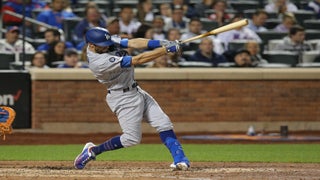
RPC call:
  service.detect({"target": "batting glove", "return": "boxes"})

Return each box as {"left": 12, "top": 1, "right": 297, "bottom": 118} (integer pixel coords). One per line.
{"left": 111, "top": 35, "right": 121, "bottom": 44}
{"left": 165, "top": 42, "right": 181, "bottom": 53}
{"left": 161, "top": 40, "right": 180, "bottom": 48}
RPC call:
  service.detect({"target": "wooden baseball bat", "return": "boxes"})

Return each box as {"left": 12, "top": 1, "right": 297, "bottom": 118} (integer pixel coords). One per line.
{"left": 181, "top": 19, "right": 249, "bottom": 44}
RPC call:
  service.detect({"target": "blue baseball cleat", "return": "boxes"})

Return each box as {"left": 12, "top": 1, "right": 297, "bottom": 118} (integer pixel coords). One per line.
{"left": 170, "top": 158, "right": 190, "bottom": 171}
{"left": 74, "top": 142, "right": 96, "bottom": 169}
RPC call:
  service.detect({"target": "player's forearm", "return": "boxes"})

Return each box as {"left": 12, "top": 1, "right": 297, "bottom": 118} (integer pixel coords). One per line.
{"left": 127, "top": 38, "right": 149, "bottom": 49}
{"left": 131, "top": 47, "right": 167, "bottom": 65}
{"left": 124, "top": 39, "right": 162, "bottom": 50}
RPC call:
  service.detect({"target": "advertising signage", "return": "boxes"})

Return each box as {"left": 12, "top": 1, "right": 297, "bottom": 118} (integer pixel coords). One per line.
{"left": 0, "top": 71, "right": 31, "bottom": 128}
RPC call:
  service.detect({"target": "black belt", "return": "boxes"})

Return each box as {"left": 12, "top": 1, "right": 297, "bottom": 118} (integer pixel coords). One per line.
{"left": 108, "top": 82, "right": 138, "bottom": 94}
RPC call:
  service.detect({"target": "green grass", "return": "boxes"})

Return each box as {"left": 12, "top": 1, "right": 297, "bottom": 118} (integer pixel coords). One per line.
{"left": 0, "top": 144, "right": 319, "bottom": 163}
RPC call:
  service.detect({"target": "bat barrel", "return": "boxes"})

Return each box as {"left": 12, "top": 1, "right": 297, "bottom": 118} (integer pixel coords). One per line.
{"left": 181, "top": 19, "right": 249, "bottom": 44}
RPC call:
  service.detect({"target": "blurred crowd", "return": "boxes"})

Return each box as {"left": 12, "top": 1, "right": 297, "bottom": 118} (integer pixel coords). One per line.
{"left": 1, "top": 0, "right": 320, "bottom": 69}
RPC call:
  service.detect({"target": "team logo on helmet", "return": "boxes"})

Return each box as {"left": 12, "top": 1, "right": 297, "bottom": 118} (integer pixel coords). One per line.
{"left": 109, "top": 57, "right": 116, "bottom": 62}
{"left": 105, "top": 33, "right": 111, "bottom": 40}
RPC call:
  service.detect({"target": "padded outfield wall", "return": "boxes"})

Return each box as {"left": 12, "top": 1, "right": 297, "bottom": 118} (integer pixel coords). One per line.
{"left": 29, "top": 68, "right": 320, "bottom": 134}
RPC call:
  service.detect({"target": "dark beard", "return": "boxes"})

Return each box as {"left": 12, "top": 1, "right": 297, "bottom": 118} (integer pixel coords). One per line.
{"left": 95, "top": 48, "right": 105, "bottom": 54}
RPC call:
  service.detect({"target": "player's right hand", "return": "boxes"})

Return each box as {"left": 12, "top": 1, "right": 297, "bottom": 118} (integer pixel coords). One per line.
{"left": 161, "top": 40, "right": 181, "bottom": 48}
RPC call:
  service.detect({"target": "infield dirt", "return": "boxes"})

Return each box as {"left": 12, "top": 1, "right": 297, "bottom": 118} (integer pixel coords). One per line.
{"left": 1, "top": 132, "right": 320, "bottom": 179}
{"left": 1, "top": 161, "right": 320, "bottom": 179}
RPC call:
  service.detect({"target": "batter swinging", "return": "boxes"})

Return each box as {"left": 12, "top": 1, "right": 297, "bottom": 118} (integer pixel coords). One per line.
{"left": 74, "top": 27, "right": 190, "bottom": 170}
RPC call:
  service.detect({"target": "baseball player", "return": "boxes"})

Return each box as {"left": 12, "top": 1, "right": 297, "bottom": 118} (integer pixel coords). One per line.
{"left": 74, "top": 27, "right": 190, "bottom": 170}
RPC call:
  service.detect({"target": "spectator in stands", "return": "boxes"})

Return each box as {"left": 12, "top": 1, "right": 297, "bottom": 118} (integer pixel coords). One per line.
{"left": 167, "top": 28, "right": 181, "bottom": 41}
{"left": 134, "top": 24, "right": 154, "bottom": 39}
{"left": 159, "top": 3, "right": 172, "bottom": 26}
{"left": 224, "top": 49, "right": 254, "bottom": 67}
{"left": 180, "top": 17, "right": 224, "bottom": 54}
{"left": 305, "top": 0, "right": 320, "bottom": 19}
{"left": 189, "top": 37, "right": 227, "bottom": 67}
{"left": 107, "top": 17, "right": 132, "bottom": 42}
{"left": 137, "top": 0, "right": 154, "bottom": 23}
{"left": 152, "top": 16, "right": 167, "bottom": 40}
{"left": 130, "top": 24, "right": 155, "bottom": 56}
{"left": 30, "top": 51, "right": 50, "bottom": 69}
{"left": 46, "top": 41, "right": 66, "bottom": 67}
{"left": 64, "top": 0, "right": 81, "bottom": 13}
{"left": 106, "top": 17, "right": 121, "bottom": 36}
{"left": 181, "top": 18, "right": 206, "bottom": 45}
{"left": 264, "top": 0, "right": 298, "bottom": 16}
{"left": 166, "top": 28, "right": 186, "bottom": 65}
{"left": 83, "top": 1, "right": 108, "bottom": 21}
{"left": 208, "top": 0, "right": 232, "bottom": 26}
{"left": 233, "top": 49, "right": 254, "bottom": 67}
{"left": 247, "top": 9, "right": 269, "bottom": 32}
{"left": 217, "top": 15, "right": 262, "bottom": 50}
{"left": 273, "top": 12, "right": 297, "bottom": 32}
{"left": 0, "top": 26, "right": 35, "bottom": 54}
{"left": 73, "top": 3, "right": 106, "bottom": 45}
{"left": 171, "top": 0, "right": 197, "bottom": 18}
{"left": 2, "top": 0, "right": 46, "bottom": 37}
{"left": 37, "top": 28, "right": 74, "bottom": 51}
{"left": 164, "top": 5, "right": 189, "bottom": 33}
{"left": 119, "top": 6, "right": 142, "bottom": 38}
{"left": 57, "top": 48, "right": 88, "bottom": 68}
{"left": 194, "top": 0, "right": 214, "bottom": 17}
{"left": 274, "top": 25, "right": 314, "bottom": 52}
{"left": 244, "top": 40, "right": 268, "bottom": 66}
{"left": 36, "top": 0, "right": 77, "bottom": 32}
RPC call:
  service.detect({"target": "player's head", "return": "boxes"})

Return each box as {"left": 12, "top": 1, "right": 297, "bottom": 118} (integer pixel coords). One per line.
{"left": 85, "top": 27, "right": 114, "bottom": 47}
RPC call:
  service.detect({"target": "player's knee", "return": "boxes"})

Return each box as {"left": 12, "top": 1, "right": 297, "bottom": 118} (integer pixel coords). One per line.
{"left": 155, "top": 121, "right": 173, "bottom": 133}
{"left": 120, "top": 133, "right": 142, "bottom": 147}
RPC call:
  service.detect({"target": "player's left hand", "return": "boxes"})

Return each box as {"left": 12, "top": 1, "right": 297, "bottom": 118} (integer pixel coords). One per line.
{"left": 111, "top": 35, "right": 121, "bottom": 44}
{"left": 165, "top": 41, "right": 181, "bottom": 54}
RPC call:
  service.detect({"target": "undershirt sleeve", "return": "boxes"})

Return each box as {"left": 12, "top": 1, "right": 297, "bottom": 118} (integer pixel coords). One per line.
{"left": 121, "top": 56, "right": 132, "bottom": 68}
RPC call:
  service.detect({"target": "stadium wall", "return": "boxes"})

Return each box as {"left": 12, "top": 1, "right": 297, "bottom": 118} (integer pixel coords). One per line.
{"left": 29, "top": 68, "right": 320, "bottom": 134}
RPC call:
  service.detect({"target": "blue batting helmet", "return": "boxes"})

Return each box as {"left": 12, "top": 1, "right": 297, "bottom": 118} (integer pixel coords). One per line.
{"left": 85, "top": 27, "right": 114, "bottom": 46}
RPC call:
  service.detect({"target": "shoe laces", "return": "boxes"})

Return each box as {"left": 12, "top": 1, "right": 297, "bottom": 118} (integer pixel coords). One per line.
{"left": 80, "top": 148, "right": 95, "bottom": 165}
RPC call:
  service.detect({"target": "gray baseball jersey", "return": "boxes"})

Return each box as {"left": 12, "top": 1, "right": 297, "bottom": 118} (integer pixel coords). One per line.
{"left": 87, "top": 46, "right": 173, "bottom": 147}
